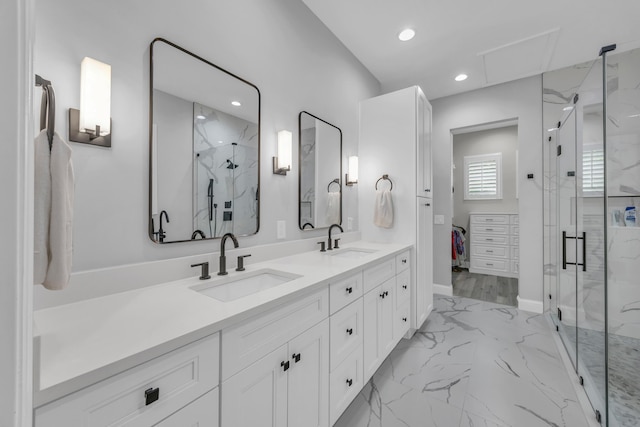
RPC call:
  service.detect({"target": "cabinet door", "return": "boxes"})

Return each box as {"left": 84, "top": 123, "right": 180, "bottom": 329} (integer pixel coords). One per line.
{"left": 363, "top": 287, "right": 381, "bottom": 381}
{"left": 221, "top": 345, "right": 288, "bottom": 427}
{"left": 288, "top": 319, "right": 329, "bottom": 427}
{"left": 155, "top": 388, "right": 218, "bottom": 427}
{"left": 416, "top": 90, "right": 433, "bottom": 197}
{"left": 416, "top": 201, "right": 433, "bottom": 328}
{"left": 379, "top": 278, "right": 396, "bottom": 356}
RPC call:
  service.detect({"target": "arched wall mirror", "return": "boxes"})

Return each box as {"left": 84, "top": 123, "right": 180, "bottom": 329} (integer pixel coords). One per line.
{"left": 149, "top": 38, "right": 260, "bottom": 243}
{"left": 298, "top": 111, "right": 342, "bottom": 230}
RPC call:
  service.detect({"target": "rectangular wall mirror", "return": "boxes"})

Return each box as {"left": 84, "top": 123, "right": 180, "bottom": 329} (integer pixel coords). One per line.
{"left": 298, "top": 111, "right": 342, "bottom": 230}
{"left": 149, "top": 38, "right": 260, "bottom": 243}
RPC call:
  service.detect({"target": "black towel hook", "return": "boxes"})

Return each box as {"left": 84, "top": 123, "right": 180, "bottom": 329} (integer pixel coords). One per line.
{"left": 35, "top": 74, "right": 55, "bottom": 150}
{"left": 327, "top": 178, "right": 341, "bottom": 193}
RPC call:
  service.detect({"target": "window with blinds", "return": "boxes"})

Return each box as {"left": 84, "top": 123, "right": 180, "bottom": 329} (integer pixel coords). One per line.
{"left": 464, "top": 152, "right": 502, "bottom": 200}
{"left": 582, "top": 147, "right": 604, "bottom": 195}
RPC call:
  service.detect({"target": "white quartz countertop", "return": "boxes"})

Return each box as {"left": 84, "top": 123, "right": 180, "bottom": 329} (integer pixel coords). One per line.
{"left": 33, "top": 241, "right": 411, "bottom": 406}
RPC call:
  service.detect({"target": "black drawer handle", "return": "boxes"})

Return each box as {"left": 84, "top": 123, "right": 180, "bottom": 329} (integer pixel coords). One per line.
{"left": 384, "top": 291, "right": 389, "bottom": 297}
{"left": 486, "top": 263, "right": 494, "bottom": 266}
{"left": 346, "top": 328, "right": 353, "bottom": 335}
{"left": 402, "top": 317, "right": 407, "bottom": 322}
{"left": 380, "top": 293, "right": 385, "bottom": 299}
{"left": 486, "top": 250, "right": 493, "bottom": 253}
{"left": 486, "top": 238, "right": 493, "bottom": 241}
{"left": 346, "top": 287, "right": 353, "bottom": 294}
{"left": 281, "top": 360, "right": 290, "bottom": 371}
{"left": 401, "top": 259, "right": 407, "bottom": 264}
{"left": 402, "top": 285, "right": 407, "bottom": 289}
{"left": 346, "top": 379, "right": 353, "bottom": 387}
{"left": 486, "top": 228, "right": 494, "bottom": 231}
{"left": 292, "top": 353, "right": 301, "bottom": 363}
{"left": 145, "top": 387, "right": 160, "bottom": 406}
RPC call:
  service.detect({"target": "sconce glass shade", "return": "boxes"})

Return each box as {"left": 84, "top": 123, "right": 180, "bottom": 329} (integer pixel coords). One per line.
{"left": 80, "top": 57, "right": 111, "bottom": 135}
{"left": 346, "top": 155, "right": 359, "bottom": 185}
{"left": 276, "top": 130, "right": 292, "bottom": 171}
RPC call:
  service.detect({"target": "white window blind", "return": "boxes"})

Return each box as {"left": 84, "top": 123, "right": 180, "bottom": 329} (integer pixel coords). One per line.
{"left": 464, "top": 153, "right": 502, "bottom": 200}
{"left": 582, "top": 147, "right": 604, "bottom": 194}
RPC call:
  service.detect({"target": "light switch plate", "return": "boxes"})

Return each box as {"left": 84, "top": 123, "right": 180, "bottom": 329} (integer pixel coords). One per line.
{"left": 434, "top": 215, "right": 445, "bottom": 225}
{"left": 277, "top": 220, "right": 286, "bottom": 239}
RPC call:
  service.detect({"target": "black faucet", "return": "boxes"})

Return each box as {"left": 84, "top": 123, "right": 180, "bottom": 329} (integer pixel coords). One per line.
{"left": 158, "top": 210, "right": 170, "bottom": 243}
{"left": 191, "top": 230, "right": 206, "bottom": 240}
{"left": 218, "top": 232, "right": 239, "bottom": 275}
{"left": 327, "top": 224, "right": 343, "bottom": 250}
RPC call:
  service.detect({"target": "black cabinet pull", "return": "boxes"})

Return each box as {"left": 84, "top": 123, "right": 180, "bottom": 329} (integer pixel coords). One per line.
{"left": 402, "top": 317, "right": 407, "bottom": 322}
{"left": 281, "top": 360, "right": 290, "bottom": 371}
{"left": 401, "top": 259, "right": 407, "bottom": 264}
{"left": 402, "top": 285, "right": 407, "bottom": 289}
{"left": 346, "top": 328, "right": 353, "bottom": 335}
{"left": 346, "top": 287, "right": 353, "bottom": 294}
{"left": 292, "top": 353, "right": 301, "bottom": 363}
{"left": 380, "top": 293, "right": 385, "bottom": 299}
{"left": 145, "top": 387, "right": 160, "bottom": 406}
{"left": 346, "top": 378, "right": 353, "bottom": 387}
{"left": 384, "top": 291, "right": 389, "bottom": 297}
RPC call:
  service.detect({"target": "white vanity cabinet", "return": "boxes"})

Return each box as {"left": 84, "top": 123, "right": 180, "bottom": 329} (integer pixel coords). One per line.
{"left": 221, "top": 288, "right": 330, "bottom": 427}
{"left": 35, "top": 333, "right": 220, "bottom": 427}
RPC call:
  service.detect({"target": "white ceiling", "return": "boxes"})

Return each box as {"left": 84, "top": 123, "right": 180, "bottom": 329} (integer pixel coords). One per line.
{"left": 302, "top": 0, "right": 640, "bottom": 100}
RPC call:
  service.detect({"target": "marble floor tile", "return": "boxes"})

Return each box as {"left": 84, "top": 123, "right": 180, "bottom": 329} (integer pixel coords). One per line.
{"left": 334, "top": 295, "right": 590, "bottom": 427}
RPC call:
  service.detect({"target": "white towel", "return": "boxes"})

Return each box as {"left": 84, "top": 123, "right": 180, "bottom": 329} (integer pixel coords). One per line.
{"left": 33, "top": 130, "right": 75, "bottom": 290}
{"left": 374, "top": 189, "right": 393, "bottom": 228}
{"left": 326, "top": 191, "right": 341, "bottom": 225}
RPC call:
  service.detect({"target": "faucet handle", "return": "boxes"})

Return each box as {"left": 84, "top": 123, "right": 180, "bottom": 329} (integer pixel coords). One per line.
{"left": 236, "top": 254, "right": 252, "bottom": 272}
{"left": 334, "top": 238, "right": 341, "bottom": 249}
{"left": 191, "top": 262, "right": 211, "bottom": 280}
{"left": 317, "top": 241, "right": 326, "bottom": 252}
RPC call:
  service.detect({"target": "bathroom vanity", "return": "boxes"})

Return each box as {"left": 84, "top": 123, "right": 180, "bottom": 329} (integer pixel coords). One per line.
{"left": 33, "top": 242, "right": 423, "bottom": 426}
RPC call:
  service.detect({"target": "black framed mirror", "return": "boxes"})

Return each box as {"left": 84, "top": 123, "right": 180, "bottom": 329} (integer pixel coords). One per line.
{"left": 149, "top": 38, "right": 260, "bottom": 243}
{"left": 298, "top": 111, "right": 342, "bottom": 230}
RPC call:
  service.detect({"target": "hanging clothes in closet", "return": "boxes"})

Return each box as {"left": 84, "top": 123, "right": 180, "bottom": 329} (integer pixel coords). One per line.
{"left": 452, "top": 225, "right": 467, "bottom": 270}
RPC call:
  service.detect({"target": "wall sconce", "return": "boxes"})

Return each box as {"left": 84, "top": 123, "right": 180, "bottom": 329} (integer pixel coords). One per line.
{"left": 69, "top": 57, "right": 112, "bottom": 147}
{"left": 273, "top": 130, "right": 292, "bottom": 175}
{"left": 345, "top": 155, "right": 359, "bottom": 186}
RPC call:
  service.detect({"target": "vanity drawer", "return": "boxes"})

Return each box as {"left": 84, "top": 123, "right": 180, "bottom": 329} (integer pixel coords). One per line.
{"left": 394, "top": 301, "right": 411, "bottom": 340}
{"left": 471, "top": 234, "right": 508, "bottom": 245}
{"left": 395, "top": 250, "right": 410, "bottom": 274}
{"left": 330, "top": 272, "right": 363, "bottom": 315}
{"left": 470, "top": 257, "right": 508, "bottom": 272}
{"left": 222, "top": 287, "right": 328, "bottom": 380}
{"left": 511, "top": 246, "right": 519, "bottom": 260}
{"left": 472, "top": 224, "right": 509, "bottom": 235}
{"left": 329, "top": 346, "right": 363, "bottom": 426}
{"left": 363, "top": 257, "right": 395, "bottom": 293}
{"left": 510, "top": 215, "right": 519, "bottom": 225}
{"left": 35, "top": 334, "right": 220, "bottom": 427}
{"left": 471, "top": 244, "right": 508, "bottom": 259}
{"left": 155, "top": 388, "right": 218, "bottom": 427}
{"left": 471, "top": 214, "right": 509, "bottom": 224}
{"left": 510, "top": 235, "right": 519, "bottom": 246}
{"left": 330, "top": 299, "right": 363, "bottom": 370}
{"left": 395, "top": 269, "right": 410, "bottom": 309}
{"left": 511, "top": 225, "right": 519, "bottom": 236}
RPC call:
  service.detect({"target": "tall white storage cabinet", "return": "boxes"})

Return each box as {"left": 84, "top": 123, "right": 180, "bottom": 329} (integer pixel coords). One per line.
{"left": 359, "top": 86, "right": 433, "bottom": 331}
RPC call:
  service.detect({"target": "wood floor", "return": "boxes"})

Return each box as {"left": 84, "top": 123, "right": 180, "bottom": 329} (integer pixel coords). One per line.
{"left": 452, "top": 268, "right": 518, "bottom": 307}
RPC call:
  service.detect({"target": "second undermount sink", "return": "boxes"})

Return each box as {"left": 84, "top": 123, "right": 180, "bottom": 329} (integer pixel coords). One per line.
{"left": 329, "top": 248, "right": 377, "bottom": 259}
{"left": 191, "top": 269, "right": 301, "bottom": 302}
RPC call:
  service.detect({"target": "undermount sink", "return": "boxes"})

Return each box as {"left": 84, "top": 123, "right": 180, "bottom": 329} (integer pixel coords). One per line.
{"left": 329, "top": 248, "right": 377, "bottom": 259}
{"left": 191, "top": 269, "right": 301, "bottom": 302}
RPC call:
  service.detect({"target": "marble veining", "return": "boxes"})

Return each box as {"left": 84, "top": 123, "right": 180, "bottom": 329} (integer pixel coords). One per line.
{"left": 335, "top": 295, "right": 588, "bottom": 427}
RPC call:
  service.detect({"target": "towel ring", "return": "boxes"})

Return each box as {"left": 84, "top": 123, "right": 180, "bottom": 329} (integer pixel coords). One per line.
{"left": 327, "top": 178, "right": 341, "bottom": 193}
{"left": 375, "top": 174, "right": 393, "bottom": 191}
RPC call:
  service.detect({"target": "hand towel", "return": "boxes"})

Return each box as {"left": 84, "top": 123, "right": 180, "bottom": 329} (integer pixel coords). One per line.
{"left": 35, "top": 131, "right": 75, "bottom": 290}
{"left": 326, "top": 191, "right": 341, "bottom": 225}
{"left": 34, "top": 130, "right": 51, "bottom": 284}
{"left": 374, "top": 189, "right": 393, "bottom": 228}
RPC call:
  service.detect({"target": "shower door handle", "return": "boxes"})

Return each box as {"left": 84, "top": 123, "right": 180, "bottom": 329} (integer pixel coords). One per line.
{"left": 562, "top": 231, "right": 586, "bottom": 272}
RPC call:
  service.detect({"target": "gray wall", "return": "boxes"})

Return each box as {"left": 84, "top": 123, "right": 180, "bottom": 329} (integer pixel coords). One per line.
{"left": 452, "top": 125, "right": 518, "bottom": 230}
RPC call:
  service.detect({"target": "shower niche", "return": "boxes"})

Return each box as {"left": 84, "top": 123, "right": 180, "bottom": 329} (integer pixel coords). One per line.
{"left": 149, "top": 38, "right": 260, "bottom": 243}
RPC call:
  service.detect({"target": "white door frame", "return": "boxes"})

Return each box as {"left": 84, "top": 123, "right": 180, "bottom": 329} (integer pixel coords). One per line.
{"left": 0, "top": 0, "right": 34, "bottom": 426}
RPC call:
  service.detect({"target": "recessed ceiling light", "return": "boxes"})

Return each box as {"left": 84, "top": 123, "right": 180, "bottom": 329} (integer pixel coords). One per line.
{"left": 218, "top": 140, "right": 224, "bottom": 144}
{"left": 398, "top": 29, "right": 415, "bottom": 42}
{"left": 547, "top": 127, "right": 558, "bottom": 132}
{"left": 563, "top": 106, "right": 573, "bottom": 111}
{"left": 196, "top": 115, "right": 206, "bottom": 120}
{"left": 454, "top": 74, "right": 468, "bottom": 82}
{"left": 231, "top": 101, "right": 241, "bottom": 107}
{"left": 628, "top": 113, "right": 640, "bottom": 118}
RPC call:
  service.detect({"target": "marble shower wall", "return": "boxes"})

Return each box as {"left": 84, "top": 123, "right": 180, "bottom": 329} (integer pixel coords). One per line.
{"left": 300, "top": 127, "right": 316, "bottom": 227}
{"left": 193, "top": 102, "right": 258, "bottom": 238}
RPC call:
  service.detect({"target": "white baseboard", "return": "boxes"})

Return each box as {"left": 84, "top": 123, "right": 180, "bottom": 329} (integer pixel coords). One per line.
{"left": 433, "top": 283, "right": 453, "bottom": 296}
{"left": 517, "top": 296, "right": 544, "bottom": 313}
